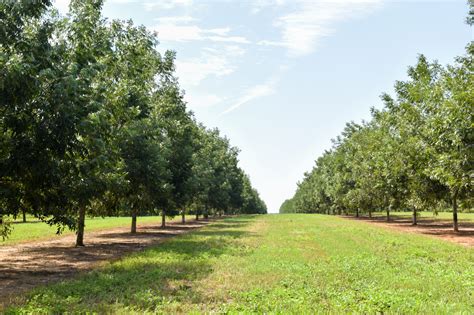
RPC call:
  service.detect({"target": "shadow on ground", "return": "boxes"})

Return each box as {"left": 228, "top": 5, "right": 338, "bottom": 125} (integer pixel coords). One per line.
{"left": 343, "top": 215, "right": 474, "bottom": 246}
{"left": 0, "top": 217, "right": 256, "bottom": 312}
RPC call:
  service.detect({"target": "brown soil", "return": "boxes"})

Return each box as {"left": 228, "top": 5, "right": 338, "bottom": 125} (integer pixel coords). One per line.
{"left": 342, "top": 215, "right": 474, "bottom": 247}
{"left": 0, "top": 218, "right": 211, "bottom": 310}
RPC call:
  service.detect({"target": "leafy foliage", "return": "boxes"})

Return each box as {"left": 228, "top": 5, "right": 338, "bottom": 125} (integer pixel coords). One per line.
{"left": 281, "top": 50, "right": 473, "bottom": 231}
{"left": 0, "top": 0, "right": 266, "bottom": 246}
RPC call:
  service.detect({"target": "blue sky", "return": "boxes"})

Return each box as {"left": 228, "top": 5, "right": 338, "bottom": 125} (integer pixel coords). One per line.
{"left": 55, "top": 0, "right": 472, "bottom": 213}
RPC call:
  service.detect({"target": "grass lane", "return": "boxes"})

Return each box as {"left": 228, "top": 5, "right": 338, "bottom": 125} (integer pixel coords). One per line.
{"left": 2, "top": 216, "right": 178, "bottom": 246}
{"left": 6, "top": 214, "right": 474, "bottom": 313}
{"left": 4, "top": 211, "right": 471, "bottom": 246}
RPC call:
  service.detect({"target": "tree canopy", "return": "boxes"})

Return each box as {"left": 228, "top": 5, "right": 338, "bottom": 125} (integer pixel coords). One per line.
{"left": 0, "top": 0, "right": 266, "bottom": 245}
{"left": 281, "top": 47, "right": 473, "bottom": 232}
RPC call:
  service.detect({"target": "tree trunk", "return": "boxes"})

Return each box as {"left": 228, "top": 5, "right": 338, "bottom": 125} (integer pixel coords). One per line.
{"left": 452, "top": 191, "right": 459, "bottom": 232}
{"left": 181, "top": 210, "right": 185, "bottom": 224}
{"left": 204, "top": 205, "right": 209, "bottom": 220}
{"left": 386, "top": 208, "right": 390, "bottom": 222}
{"left": 412, "top": 208, "right": 417, "bottom": 226}
{"left": 161, "top": 210, "right": 166, "bottom": 228}
{"left": 196, "top": 211, "right": 199, "bottom": 221}
{"left": 368, "top": 209, "right": 372, "bottom": 219}
{"left": 22, "top": 209, "right": 26, "bottom": 223}
{"left": 76, "top": 208, "right": 86, "bottom": 247}
{"left": 356, "top": 208, "right": 359, "bottom": 218}
{"left": 131, "top": 209, "right": 137, "bottom": 234}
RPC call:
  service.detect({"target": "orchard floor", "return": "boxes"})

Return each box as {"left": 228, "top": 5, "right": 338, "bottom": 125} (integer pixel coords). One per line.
{"left": 2, "top": 214, "right": 473, "bottom": 313}
{"left": 343, "top": 214, "right": 474, "bottom": 247}
{"left": 0, "top": 218, "right": 211, "bottom": 310}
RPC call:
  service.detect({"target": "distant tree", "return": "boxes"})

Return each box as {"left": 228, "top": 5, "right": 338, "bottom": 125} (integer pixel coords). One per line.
{"left": 0, "top": 0, "right": 266, "bottom": 244}
{"left": 154, "top": 83, "right": 196, "bottom": 227}
{"left": 282, "top": 50, "right": 472, "bottom": 233}
{"left": 422, "top": 51, "right": 473, "bottom": 231}
{"left": 63, "top": 0, "right": 126, "bottom": 246}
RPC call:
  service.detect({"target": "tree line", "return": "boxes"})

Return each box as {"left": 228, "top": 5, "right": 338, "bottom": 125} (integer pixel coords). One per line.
{"left": 280, "top": 10, "right": 473, "bottom": 232}
{"left": 0, "top": 0, "right": 266, "bottom": 246}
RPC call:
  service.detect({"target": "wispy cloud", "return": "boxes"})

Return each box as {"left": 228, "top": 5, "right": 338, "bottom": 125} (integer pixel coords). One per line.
{"left": 250, "top": 0, "right": 287, "bottom": 14}
{"left": 144, "top": 0, "right": 193, "bottom": 11}
{"left": 54, "top": 0, "right": 143, "bottom": 14}
{"left": 258, "top": 0, "right": 383, "bottom": 57}
{"left": 152, "top": 18, "right": 250, "bottom": 44}
{"left": 184, "top": 92, "right": 225, "bottom": 109}
{"left": 155, "top": 15, "right": 198, "bottom": 24}
{"left": 221, "top": 77, "right": 278, "bottom": 115}
{"left": 207, "top": 36, "right": 250, "bottom": 44}
{"left": 221, "top": 64, "right": 289, "bottom": 115}
{"left": 175, "top": 46, "right": 246, "bottom": 87}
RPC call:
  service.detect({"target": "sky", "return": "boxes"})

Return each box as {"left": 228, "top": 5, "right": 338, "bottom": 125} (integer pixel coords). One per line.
{"left": 54, "top": 0, "right": 473, "bottom": 213}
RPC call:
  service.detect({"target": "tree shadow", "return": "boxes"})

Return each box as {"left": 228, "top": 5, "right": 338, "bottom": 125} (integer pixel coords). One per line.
{"left": 11, "top": 220, "right": 43, "bottom": 225}
{"left": 203, "top": 222, "right": 251, "bottom": 229}
{"left": 1, "top": 217, "right": 256, "bottom": 312}
{"left": 342, "top": 214, "right": 474, "bottom": 245}
{"left": 193, "top": 229, "right": 251, "bottom": 239}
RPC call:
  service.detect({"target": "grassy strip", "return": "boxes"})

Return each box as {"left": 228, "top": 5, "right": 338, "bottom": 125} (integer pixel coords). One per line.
{"left": 6, "top": 214, "right": 473, "bottom": 313}
{"left": 4, "top": 211, "right": 471, "bottom": 246}
{"left": 2, "top": 216, "right": 180, "bottom": 246}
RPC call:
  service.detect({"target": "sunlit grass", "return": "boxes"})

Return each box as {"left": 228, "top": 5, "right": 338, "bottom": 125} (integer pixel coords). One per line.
{"left": 2, "top": 215, "right": 180, "bottom": 246}
{"left": 7, "top": 214, "right": 473, "bottom": 313}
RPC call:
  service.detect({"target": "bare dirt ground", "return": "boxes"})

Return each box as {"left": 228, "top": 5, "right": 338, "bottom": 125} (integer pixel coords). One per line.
{"left": 0, "top": 218, "right": 211, "bottom": 310}
{"left": 343, "top": 215, "right": 474, "bottom": 247}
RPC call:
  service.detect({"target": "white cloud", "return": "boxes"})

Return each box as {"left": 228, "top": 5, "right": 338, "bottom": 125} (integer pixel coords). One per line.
{"left": 144, "top": 0, "right": 193, "bottom": 11}
{"left": 154, "top": 24, "right": 204, "bottom": 41}
{"left": 257, "top": 39, "right": 286, "bottom": 47}
{"left": 221, "top": 65, "right": 289, "bottom": 115}
{"left": 258, "top": 0, "right": 383, "bottom": 56}
{"left": 184, "top": 92, "right": 225, "bottom": 109}
{"left": 54, "top": 0, "right": 140, "bottom": 14}
{"left": 175, "top": 45, "right": 246, "bottom": 87}
{"left": 152, "top": 20, "right": 250, "bottom": 44}
{"left": 221, "top": 77, "right": 278, "bottom": 115}
{"left": 204, "top": 45, "right": 246, "bottom": 57}
{"left": 207, "top": 27, "right": 231, "bottom": 36}
{"left": 207, "top": 36, "right": 250, "bottom": 44}
{"left": 155, "top": 16, "right": 198, "bottom": 24}
{"left": 176, "top": 57, "right": 234, "bottom": 86}
{"left": 251, "top": 0, "right": 287, "bottom": 14}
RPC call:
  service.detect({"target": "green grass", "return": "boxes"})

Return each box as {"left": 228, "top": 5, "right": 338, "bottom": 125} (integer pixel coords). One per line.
{"left": 2, "top": 215, "right": 174, "bottom": 246}
{"left": 6, "top": 214, "right": 474, "bottom": 314}
{"left": 5, "top": 211, "right": 470, "bottom": 247}
{"left": 372, "top": 211, "right": 474, "bottom": 221}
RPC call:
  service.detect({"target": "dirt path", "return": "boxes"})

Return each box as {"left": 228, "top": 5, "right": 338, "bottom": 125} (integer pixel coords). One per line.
{"left": 0, "top": 218, "right": 212, "bottom": 310}
{"left": 343, "top": 215, "right": 474, "bottom": 247}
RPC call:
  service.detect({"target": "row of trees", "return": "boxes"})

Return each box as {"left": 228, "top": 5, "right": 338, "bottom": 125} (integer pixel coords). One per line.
{"left": 280, "top": 44, "right": 473, "bottom": 231}
{"left": 0, "top": 0, "right": 266, "bottom": 245}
